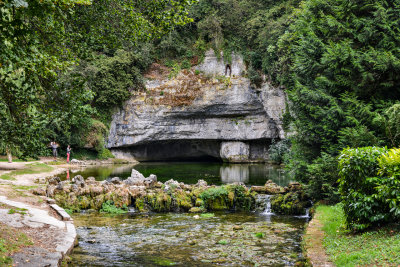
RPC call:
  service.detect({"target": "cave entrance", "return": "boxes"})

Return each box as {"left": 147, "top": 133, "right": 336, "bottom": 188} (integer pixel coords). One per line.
{"left": 116, "top": 140, "right": 223, "bottom": 162}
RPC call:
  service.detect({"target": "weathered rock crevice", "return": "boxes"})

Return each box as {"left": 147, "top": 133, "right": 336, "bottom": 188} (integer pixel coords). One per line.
{"left": 107, "top": 49, "right": 286, "bottom": 162}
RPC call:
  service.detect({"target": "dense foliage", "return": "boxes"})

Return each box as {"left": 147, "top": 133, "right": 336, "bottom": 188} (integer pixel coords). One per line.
{"left": 338, "top": 147, "right": 400, "bottom": 231}
{"left": 280, "top": 0, "right": 400, "bottom": 200}
{"left": 0, "top": 0, "right": 196, "bottom": 160}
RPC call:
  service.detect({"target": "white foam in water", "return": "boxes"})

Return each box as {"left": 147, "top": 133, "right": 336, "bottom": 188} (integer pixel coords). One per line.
{"left": 128, "top": 207, "right": 136, "bottom": 213}
{"left": 295, "top": 207, "right": 310, "bottom": 219}
{"left": 262, "top": 195, "right": 274, "bottom": 215}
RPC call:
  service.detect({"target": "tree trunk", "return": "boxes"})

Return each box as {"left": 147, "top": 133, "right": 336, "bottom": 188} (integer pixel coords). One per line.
{"left": 6, "top": 147, "right": 12, "bottom": 163}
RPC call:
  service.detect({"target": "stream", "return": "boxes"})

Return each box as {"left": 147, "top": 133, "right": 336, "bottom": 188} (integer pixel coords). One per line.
{"left": 67, "top": 163, "right": 307, "bottom": 266}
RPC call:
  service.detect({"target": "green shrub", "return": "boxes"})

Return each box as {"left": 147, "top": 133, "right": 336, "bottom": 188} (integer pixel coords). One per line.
{"left": 98, "top": 148, "right": 114, "bottom": 160}
{"left": 168, "top": 63, "right": 181, "bottom": 79}
{"left": 181, "top": 59, "right": 191, "bottom": 69}
{"left": 268, "top": 139, "right": 291, "bottom": 164}
{"left": 376, "top": 148, "right": 400, "bottom": 218}
{"left": 100, "top": 200, "right": 128, "bottom": 214}
{"left": 338, "top": 147, "right": 396, "bottom": 231}
{"left": 305, "top": 153, "right": 339, "bottom": 203}
{"left": 248, "top": 66, "right": 263, "bottom": 87}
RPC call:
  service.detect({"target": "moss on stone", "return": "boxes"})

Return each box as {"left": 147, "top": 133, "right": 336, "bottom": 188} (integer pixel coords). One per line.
{"left": 189, "top": 207, "right": 206, "bottom": 213}
{"left": 195, "top": 198, "right": 204, "bottom": 207}
{"left": 135, "top": 197, "right": 147, "bottom": 212}
{"left": 271, "top": 191, "right": 310, "bottom": 215}
{"left": 173, "top": 190, "right": 193, "bottom": 211}
{"left": 146, "top": 191, "right": 172, "bottom": 212}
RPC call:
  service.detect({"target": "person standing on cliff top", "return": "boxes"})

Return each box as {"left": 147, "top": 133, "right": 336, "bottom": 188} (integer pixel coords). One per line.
{"left": 66, "top": 145, "right": 71, "bottom": 163}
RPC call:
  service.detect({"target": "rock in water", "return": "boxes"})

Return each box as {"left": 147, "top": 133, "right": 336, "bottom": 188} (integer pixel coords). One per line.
{"left": 131, "top": 169, "right": 145, "bottom": 180}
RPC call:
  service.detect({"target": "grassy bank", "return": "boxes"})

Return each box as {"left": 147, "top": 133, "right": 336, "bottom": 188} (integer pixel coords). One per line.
{"left": 317, "top": 204, "right": 400, "bottom": 266}
{"left": 0, "top": 163, "right": 54, "bottom": 180}
{"left": 0, "top": 221, "right": 33, "bottom": 266}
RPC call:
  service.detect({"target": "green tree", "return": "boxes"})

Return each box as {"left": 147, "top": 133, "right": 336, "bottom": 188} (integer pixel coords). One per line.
{"left": 0, "top": 0, "right": 197, "bottom": 161}
{"left": 279, "top": 0, "right": 400, "bottom": 199}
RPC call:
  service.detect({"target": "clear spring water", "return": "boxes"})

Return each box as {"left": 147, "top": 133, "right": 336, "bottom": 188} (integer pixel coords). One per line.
{"left": 66, "top": 163, "right": 306, "bottom": 266}
{"left": 70, "top": 211, "right": 307, "bottom": 266}
{"left": 61, "top": 162, "right": 293, "bottom": 186}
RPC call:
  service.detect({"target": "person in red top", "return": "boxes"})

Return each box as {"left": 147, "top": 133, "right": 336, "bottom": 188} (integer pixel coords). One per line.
{"left": 66, "top": 145, "right": 71, "bottom": 163}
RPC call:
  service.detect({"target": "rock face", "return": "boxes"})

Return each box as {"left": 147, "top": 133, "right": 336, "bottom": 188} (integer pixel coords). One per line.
{"left": 107, "top": 49, "right": 286, "bottom": 162}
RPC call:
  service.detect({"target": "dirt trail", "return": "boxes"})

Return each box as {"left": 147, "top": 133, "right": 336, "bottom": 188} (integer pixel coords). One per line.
{"left": 304, "top": 212, "right": 335, "bottom": 267}
{"left": 0, "top": 159, "right": 76, "bottom": 266}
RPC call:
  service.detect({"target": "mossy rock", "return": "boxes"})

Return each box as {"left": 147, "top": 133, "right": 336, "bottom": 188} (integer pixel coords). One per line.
{"left": 189, "top": 207, "right": 206, "bottom": 213}
{"left": 173, "top": 190, "right": 193, "bottom": 211}
{"left": 134, "top": 197, "right": 148, "bottom": 212}
{"left": 146, "top": 192, "right": 172, "bottom": 212}
{"left": 271, "top": 191, "right": 311, "bottom": 215}
{"left": 78, "top": 196, "right": 91, "bottom": 209}
{"left": 195, "top": 198, "right": 204, "bottom": 207}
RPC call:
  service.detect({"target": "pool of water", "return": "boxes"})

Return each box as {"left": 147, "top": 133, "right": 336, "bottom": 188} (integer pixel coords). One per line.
{"left": 61, "top": 162, "right": 292, "bottom": 186}
{"left": 71, "top": 211, "right": 307, "bottom": 266}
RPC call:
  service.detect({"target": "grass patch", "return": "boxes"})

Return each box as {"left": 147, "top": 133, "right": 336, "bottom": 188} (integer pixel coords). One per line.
{"left": 200, "top": 213, "right": 214, "bottom": 218}
{"left": 254, "top": 232, "right": 265, "bottom": 238}
{"left": 152, "top": 257, "right": 176, "bottom": 266}
{"left": 0, "top": 163, "right": 53, "bottom": 180}
{"left": 218, "top": 239, "right": 228, "bottom": 245}
{"left": 317, "top": 204, "right": 400, "bottom": 266}
{"left": 47, "top": 160, "right": 67, "bottom": 165}
{"left": 12, "top": 185, "right": 37, "bottom": 191}
{"left": 8, "top": 208, "right": 28, "bottom": 215}
{"left": 99, "top": 201, "right": 128, "bottom": 214}
{"left": 0, "top": 157, "right": 35, "bottom": 162}
{"left": 0, "top": 222, "right": 33, "bottom": 266}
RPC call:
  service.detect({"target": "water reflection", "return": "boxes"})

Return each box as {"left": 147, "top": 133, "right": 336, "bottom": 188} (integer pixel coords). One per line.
{"left": 60, "top": 162, "right": 293, "bottom": 186}
{"left": 220, "top": 165, "right": 249, "bottom": 183}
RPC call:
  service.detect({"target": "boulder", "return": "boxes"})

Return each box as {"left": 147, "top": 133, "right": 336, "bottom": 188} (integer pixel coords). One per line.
{"left": 220, "top": 142, "right": 250, "bottom": 163}
{"left": 32, "top": 187, "right": 46, "bottom": 196}
{"left": 90, "top": 186, "right": 103, "bottom": 196}
{"left": 86, "top": 177, "right": 97, "bottom": 184}
{"left": 128, "top": 186, "right": 146, "bottom": 198}
{"left": 287, "top": 182, "right": 302, "bottom": 192}
{"left": 110, "top": 177, "right": 122, "bottom": 184}
{"left": 189, "top": 207, "right": 206, "bottom": 213}
{"left": 195, "top": 179, "right": 208, "bottom": 187}
{"left": 124, "top": 177, "right": 145, "bottom": 186}
{"left": 34, "top": 177, "right": 47, "bottom": 184}
{"left": 72, "top": 175, "right": 85, "bottom": 187}
{"left": 131, "top": 169, "right": 145, "bottom": 180}
{"left": 164, "top": 179, "right": 181, "bottom": 192}
{"left": 48, "top": 177, "right": 60, "bottom": 185}
{"left": 271, "top": 191, "right": 311, "bottom": 215}
{"left": 264, "top": 180, "right": 286, "bottom": 194}
{"left": 70, "top": 159, "right": 83, "bottom": 164}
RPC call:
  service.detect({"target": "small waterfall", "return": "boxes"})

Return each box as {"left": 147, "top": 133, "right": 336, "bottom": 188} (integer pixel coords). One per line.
{"left": 262, "top": 195, "right": 274, "bottom": 215}
{"left": 128, "top": 207, "right": 136, "bottom": 213}
{"left": 295, "top": 207, "right": 311, "bottom": 219}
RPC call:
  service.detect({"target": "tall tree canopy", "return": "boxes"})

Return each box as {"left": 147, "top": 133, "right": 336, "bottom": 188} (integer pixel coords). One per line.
{"left": 279, "top": 0, "right": 400, "bottom": 200}
{"left": 0, "top": 0, "right": 196, "bottom": 160}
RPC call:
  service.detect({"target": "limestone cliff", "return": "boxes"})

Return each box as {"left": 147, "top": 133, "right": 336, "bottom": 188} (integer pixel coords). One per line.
{"left": 107, "top": 49, "right": 286, "bottom": 162}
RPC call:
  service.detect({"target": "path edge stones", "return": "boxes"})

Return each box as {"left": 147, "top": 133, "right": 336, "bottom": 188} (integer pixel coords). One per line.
{"left": 303, "top": 211, "right": 334, "bottom": 267}
{"left": 0, "top": 196, "right": 77, "bottom": 266}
